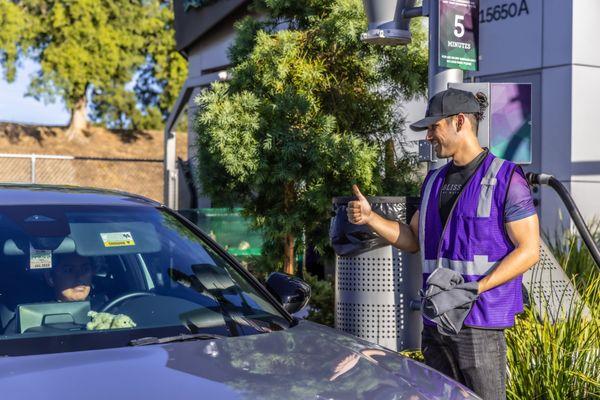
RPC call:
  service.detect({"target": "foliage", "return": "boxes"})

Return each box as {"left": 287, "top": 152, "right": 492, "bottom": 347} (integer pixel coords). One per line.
{"left": 546, "top": 219, "right": 600, "bottom": 292}
{"left": 131, "top": 1, "right": 187, "bottom": 128}
{"left": 398, "top": 349, "right": 424, "bottom": 362}
{"left": 381, "top": 141, "right": 421, "bottom": 196}
{"left": 302, "top": 273, "right": 335, "bottom": 327}
{"left": 506, "top": 226, "right": 600, "bottom": 398}
{"left": 395, "top": 248, "right": 600, "bottom": 396}
{"left": 506, "top": 275, "right": 600, "bottom": 399}
{"left": 0, "top": 0, "right": 186, "bottom": 131}
{"left": 245, "top": 238, "right": 287, "bottom": 278}
{"left": 193, "top": 0, "right": 427, "bottom": 272}
{"left": 0, "top": 1, "right": 33, "bottom": 82}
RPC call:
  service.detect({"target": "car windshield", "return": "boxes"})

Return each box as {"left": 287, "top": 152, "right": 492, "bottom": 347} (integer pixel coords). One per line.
{"left": 0, "top": 204, "right": 291, "bottom": 356}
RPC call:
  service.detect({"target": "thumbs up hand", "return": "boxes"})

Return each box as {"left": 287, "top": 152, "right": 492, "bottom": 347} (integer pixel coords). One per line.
{"left": 347, "top": 185, "right": 372, "bottom": 225}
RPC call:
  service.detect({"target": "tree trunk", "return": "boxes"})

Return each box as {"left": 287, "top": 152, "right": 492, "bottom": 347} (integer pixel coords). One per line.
{"left": 384, "top": 138, "right": 395, "bottom": 177}
{"left": 283, "top": 233, "right": 295, "bottom": 275}
{"left": 65, "top": 95, "right": 88, "bottom": 141}
{"left": 283, "top": 182, "right": 295, "bottom": 275}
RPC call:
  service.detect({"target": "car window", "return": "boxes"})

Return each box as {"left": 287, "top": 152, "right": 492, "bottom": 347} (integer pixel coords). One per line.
{"left": 0, "top": 205, "right": 290, "bottom": 356}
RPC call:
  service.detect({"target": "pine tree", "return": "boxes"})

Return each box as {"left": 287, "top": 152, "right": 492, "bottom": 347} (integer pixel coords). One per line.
{"left": 194, "top": 0, "right": 428, "bottom": 274}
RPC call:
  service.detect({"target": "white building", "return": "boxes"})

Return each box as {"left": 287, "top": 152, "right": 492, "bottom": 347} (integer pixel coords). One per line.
{"left": 469, "top": 0, "right": 600, "bottom": 233}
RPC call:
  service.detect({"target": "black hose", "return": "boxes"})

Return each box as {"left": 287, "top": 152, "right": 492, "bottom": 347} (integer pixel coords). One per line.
{"left": 527, "top": 172, "right": 600, "bottom": 270}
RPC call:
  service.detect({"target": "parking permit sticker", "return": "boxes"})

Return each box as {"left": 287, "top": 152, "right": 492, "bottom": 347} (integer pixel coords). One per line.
{"left": 30, "top": 245, "right": 52, "bottom": 269}
{"left": 100, "top": 232, "right": 135, "bottom": 247}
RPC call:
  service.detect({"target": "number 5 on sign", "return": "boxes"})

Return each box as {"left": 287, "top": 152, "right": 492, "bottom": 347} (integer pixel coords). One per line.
{"left": 454, "top": 15, "right": 465, "bottom": 38}
{"left": 439, "top": 0, "right": 479, "bottom": 71}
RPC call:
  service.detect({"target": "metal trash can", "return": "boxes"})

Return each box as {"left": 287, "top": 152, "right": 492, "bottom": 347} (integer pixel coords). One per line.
{"left": 330, "top": 196, "right": 422, "bottom": 352}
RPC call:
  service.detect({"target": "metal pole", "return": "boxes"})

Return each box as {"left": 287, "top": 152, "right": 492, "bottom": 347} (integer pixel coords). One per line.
{"left": 427, "top": 0, "right": 463, "bottom": 170}
{"left": 31, "top": 155, "right": 36, "bottom": 184}
{"left": 164, "top": 130, "right": 178, "bottom": 208}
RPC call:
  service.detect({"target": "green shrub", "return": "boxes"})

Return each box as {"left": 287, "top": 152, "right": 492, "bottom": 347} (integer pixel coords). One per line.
{"left": 546, "top": 219, "right": 600, "bottom": 291}
{"left": 303, "top": 273, "right": 335, "bottom": 327}
{"left": 506, "top": 275, "right": 600, "bottom": 399}
{"left": 507, "top": 223, "right": 600, "bottom": 398}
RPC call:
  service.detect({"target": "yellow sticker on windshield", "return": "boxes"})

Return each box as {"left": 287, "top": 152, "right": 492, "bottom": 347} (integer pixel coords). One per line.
{"left": 100, "top": 232, "right": 135, "bottom": 247}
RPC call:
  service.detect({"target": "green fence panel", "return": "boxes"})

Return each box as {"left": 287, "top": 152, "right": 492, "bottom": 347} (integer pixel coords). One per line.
{"left": 178, "top": 208, "right": 263, "bottom": 258}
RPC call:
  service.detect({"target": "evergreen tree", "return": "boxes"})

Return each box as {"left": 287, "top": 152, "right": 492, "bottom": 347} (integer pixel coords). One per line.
{"left": 194, "top": 0, "right": 428, "bottom": 274}
{"left": 0, "top": 0, "right": 186, "bottom": 139}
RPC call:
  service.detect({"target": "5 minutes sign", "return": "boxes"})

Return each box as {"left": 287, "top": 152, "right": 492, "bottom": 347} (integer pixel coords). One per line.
{"left": 439, "top": 0, "right": 479, "bottom": 71}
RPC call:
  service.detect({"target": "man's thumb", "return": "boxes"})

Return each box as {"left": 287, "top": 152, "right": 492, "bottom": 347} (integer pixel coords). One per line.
{"left": 352, "top": 184, "right": 366, "bottom": 201}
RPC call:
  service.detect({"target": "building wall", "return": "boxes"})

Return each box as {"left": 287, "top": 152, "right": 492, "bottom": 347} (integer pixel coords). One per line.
{"left": 454, "top": 0, "right": 600, "bottom": 235}
{"left": 570, "top": 65, "right": 600, "bottom": 224}
{"left": 570, "top": 0, "right": 600, "bottom": 224}
{"left": 539, "top": 65, "right": 572, "bottom": 232}
{"left": 402, "top": 0, "right": 595, "bottom": 234}
{"left": 476, "top": 0, "right": 543, "bottom": 74}
{"left": 187, "top": 27, "right": 236, "bottom": 79}
{"left": 184, "top": 16, "right": 240, "bottom": 208}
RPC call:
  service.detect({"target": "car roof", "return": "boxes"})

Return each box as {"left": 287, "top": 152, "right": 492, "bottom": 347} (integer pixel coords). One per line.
{"left": 0, "top": 184, "right": 161, "bottom": 207}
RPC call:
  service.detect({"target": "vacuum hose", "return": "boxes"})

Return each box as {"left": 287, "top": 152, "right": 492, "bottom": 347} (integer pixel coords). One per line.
{"left": 526, "top": 172, "right": 600, "bottom": 270}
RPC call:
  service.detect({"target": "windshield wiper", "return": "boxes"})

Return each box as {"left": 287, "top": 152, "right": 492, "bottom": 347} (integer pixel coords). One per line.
{"left": 129, "top": 333, "right": 224, "bottom": 346}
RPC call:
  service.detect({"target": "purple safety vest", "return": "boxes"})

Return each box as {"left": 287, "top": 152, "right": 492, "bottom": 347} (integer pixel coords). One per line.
{"left": 418, "top": 152, "right": 524, "bottom": 328}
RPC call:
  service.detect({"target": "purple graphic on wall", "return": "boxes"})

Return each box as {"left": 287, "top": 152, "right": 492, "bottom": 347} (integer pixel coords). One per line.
{"left": 490, "top": 83, "right": 532, "bottom": 164}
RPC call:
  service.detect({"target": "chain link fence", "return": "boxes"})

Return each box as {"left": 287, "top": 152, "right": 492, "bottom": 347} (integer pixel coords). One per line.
{"left": 0, "top": 154, "right": 164, "bottom": 202}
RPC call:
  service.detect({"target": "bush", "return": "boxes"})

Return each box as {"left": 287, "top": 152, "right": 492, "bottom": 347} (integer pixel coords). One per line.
{"left": 302, "top": 273, "right": 335, "bottom": 327}
{"left": 546, "top": 219, "right": 600, "bottom": 291}
{"left": 506, "top": 276, "right": 600, "bottom": 399}
{"left": 507, "top": 223, "right": 600, "bottom": 398}
{"left": 244, "top": 255, "right": 335, "bottom": 327}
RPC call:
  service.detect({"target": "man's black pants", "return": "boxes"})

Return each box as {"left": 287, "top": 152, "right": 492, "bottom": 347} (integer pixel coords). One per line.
{"left": 421, "top": 325, "right": 507, "bottom": 400}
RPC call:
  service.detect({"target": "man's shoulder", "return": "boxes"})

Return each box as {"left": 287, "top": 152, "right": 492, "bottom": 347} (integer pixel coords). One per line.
{"left": 502, "top": 162, "right": 537, "bottom": 222}
{"left": 496, "top": 157, "right": 528, "bottom": 182}
{"left": 489, "top": 155, "right": 522, "bottom": 178}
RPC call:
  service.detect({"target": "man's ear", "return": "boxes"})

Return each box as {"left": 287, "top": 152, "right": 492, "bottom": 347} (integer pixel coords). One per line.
{"left": 455, "top": 114, "right": 465, "bottom": 132}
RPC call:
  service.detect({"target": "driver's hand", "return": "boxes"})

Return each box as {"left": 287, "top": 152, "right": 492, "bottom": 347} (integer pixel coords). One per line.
{"left": 347, "top": 185, "right": 372, "bottom": 225}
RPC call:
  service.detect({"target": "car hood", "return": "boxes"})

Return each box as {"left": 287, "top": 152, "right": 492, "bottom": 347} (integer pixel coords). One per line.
{"left": 0, "top": 320, "right": 479, "bottom": 400}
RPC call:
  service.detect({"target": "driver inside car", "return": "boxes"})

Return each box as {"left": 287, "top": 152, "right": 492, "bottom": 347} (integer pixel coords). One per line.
{"left": 46, "top": 252, "right": 114, "bottom": 310}
{"left": 1, "top": 252, "right": 110, "bottom": 335}
{"left": 46, "top": 252, "right": 93, "bottom": 302}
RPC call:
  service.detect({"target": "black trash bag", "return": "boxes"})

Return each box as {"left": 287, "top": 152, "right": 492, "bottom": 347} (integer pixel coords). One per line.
{"left": 329, "top": 196, "right": 406, "bottom": 257}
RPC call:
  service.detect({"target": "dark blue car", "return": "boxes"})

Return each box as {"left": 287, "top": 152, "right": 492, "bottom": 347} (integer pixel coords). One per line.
{"left": 0, "top": 185, "right": 480, "bottom": 400}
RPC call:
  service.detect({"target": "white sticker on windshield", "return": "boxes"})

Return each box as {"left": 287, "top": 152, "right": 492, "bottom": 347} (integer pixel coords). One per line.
{"left": 100, "top": 232, "right": 135, "bottom": 247}
{"left": 29, "top": 245, "right": 52, "bottom": 269}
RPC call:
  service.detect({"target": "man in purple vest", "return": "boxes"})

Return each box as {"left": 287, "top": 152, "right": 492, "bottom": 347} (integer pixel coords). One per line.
{"left": 347, "top": 88, "right": 540, "bottom": 399}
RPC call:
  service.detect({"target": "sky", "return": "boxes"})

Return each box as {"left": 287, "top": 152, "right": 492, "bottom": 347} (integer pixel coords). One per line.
{"left": 0, "top": 60, "right": 70, "bottom": 126}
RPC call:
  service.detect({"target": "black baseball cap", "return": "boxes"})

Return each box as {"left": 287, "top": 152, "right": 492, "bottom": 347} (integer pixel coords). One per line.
{"left": 409, "top": 88, "right": 480, "bottom": 131}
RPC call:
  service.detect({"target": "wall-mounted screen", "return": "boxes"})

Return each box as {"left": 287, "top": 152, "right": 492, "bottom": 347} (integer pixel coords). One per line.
{"left": 490, "top": 83, "right": 532, "bottom": 164}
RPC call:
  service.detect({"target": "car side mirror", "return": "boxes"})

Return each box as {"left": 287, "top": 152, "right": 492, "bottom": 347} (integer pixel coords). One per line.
{"left": 265, "top": 272, "right": 311, "bottom": 315}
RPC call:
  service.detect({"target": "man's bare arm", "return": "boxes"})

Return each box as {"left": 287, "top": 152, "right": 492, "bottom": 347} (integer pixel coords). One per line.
{"left": 477, "top": 214, "right": 540, "bottom": 294}
{"left": 347, "top": 185, "right": 420, "bottom": 253}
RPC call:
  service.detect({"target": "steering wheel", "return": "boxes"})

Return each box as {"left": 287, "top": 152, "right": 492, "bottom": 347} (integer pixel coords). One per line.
{"left": 101, "top": 291, "right": 156, "bottom": 312}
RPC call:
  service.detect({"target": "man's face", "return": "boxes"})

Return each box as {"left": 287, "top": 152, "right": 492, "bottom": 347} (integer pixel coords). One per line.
{"left": 425, "top": 115, "right": 461, "bottom": 159}
{"left": 50, "top": 254, "right": 93, "bottom": 302}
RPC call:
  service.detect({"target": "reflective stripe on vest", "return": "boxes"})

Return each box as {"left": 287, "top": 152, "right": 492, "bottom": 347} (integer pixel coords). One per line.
{"left": 477, "top": 157, "right": 505, "bottom": 218}
{"left": 422, "top": 255, "right": 500, "bottom": 275}
{"left": 419, "top": 156, "right": 508, "bottom": 275}
{"left": 419, "top": 167, "right": 444, "bottom": 264}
